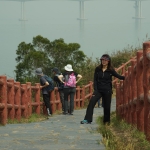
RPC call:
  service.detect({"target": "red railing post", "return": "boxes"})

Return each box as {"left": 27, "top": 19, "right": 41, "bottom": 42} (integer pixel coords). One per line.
{"left": 124, "top": 71, "right": 128, "bottom": 121}
{"left": 136, "top": 50, "right": 144, "bottom": 132}
{"left": 50, "top": 90, "right": 55, "bottom": 114}
{"left": 26, "top": 82, "right": 32, "bottom": 116}
{"left": 121, "top": 64, "right": 125, "bottom": 75}
{"left": 131, "top": 60, "right": 137, "bottom": 126}
{"left": 127, "top": 66, "right": 132, "bottom": 124}
{"left": 14, "top": 82, "right": 21, "bottom": 121}
{"left": 21, "top": 84, "right": 28, "bottom": 118}
{"left": 55, "top": 88, "right": 61, "bottom": 111}
{"left": 7, "top": 79, "right": 15, "bottom": 120}
{"left": 0, "top": 76, "right": 7, "bottom": 125}
{"left": 74, "top": 91, "right": 76, "bottom": 110}
{"left": 143, "top": 41, "right": 150, "bottom": 140}
{"left": 120, "top": 64, "right": 125, "bottom": 119}
{"left": 34, "top": 83, "right": 41, "bottom": 115}
{"left": 120, "top": 80, "right": 124, "bottom": 118}
{"left": 116, "top": 82, "right": 120, "bottom": 116}
{"left": 76, "top": 86, "right": 80, "bottom": 108}
{"left": 81, "top": 85, "right": 85, "bottom": 107}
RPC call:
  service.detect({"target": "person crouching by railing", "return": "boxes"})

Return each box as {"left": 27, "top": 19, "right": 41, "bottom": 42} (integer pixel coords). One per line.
{"left": 35, "top": 68, "right": 54, "bottom": 118}
{"left": 80, "top": 54, "right": 125, "bottom": 125}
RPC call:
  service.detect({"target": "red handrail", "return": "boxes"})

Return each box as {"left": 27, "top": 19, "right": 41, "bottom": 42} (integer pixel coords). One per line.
{"left": 113, "top": 41, "right": 150, "bottom": 141}
{"left": 0, "top": 75, "right": 93, "bottom": 125}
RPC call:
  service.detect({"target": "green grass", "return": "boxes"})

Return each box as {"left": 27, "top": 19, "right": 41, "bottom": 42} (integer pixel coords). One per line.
{"left": 96, "top": 112, "right": 150, "bottom": 150}
{"left": 7, "top": 113, "right": 48, "bottom": 124}
{"left": 1, "top": 105, "right": 86, "bottom": 126}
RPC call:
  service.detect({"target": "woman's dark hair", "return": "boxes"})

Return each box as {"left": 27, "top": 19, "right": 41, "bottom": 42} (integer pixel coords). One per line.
{"left": 98, "top": 54, "right": 114, "bottom": 70}
{"left": 65, "top": 70, "right": 73, "bottom": 75}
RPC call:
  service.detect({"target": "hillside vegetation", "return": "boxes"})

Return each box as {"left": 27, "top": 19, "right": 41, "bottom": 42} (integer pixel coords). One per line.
{"left": 14, "top": 35, "right": 140, "bottom": 86}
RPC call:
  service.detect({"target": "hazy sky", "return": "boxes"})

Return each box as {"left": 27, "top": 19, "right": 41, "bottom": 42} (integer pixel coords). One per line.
{"left": 0, "top": 0, "right": 150, "bottom": 78}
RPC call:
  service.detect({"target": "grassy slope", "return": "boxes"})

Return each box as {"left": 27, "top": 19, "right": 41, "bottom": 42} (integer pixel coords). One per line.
{"left": 96, "top": 112, "right": 150, "bottom": 150}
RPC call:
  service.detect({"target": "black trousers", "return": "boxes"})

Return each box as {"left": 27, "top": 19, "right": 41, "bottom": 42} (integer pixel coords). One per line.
{"left": 43, "top": 94, "right": 52, "bottom": 114}
{"left": 58, "top": 89, "right": 64, "bottom": 111}
{"left": 84, "top": 90, "right": 112, "bottom": 123}
{"left": 63, "top": 87, "right": 76, "bottom": 113}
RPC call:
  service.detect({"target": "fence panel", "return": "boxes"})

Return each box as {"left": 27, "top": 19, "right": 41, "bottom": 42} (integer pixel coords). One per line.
{"left": 0, "top": 75, "right": 93, "bottom": 125}
{"left": 114, "top": 41, "right": 150, "bottom": 141}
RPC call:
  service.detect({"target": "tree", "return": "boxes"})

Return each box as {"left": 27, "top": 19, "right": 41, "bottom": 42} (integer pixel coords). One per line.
{"left": 45, "top": 38, "right": 86, "bottom": 72}
{"left": 15, "top": 35, "right": 87, "bottom": 84}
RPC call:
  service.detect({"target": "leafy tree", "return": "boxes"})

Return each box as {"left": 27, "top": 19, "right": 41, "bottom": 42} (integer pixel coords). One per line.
{"left": 45, "top": 38, "right": 86, "bottom": 72}
{"left": 15, "top": 35, "right": 87, "bottom": 84}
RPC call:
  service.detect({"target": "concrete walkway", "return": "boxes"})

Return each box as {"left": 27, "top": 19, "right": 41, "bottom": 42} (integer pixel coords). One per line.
{"left": 0, "top": 98, "right": 116, "bottom": 150}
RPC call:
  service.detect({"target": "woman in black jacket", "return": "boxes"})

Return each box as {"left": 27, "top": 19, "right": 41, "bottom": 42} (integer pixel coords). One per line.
{"left": 81, "top": 54, "right": 125, "bottom": 125}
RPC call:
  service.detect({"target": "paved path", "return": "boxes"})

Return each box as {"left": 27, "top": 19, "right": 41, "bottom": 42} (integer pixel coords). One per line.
{"left": 0, "top": 98, "right": 116, "bottom": 150}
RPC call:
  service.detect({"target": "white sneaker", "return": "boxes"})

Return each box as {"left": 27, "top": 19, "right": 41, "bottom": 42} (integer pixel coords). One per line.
{"left": 47, "top": 108, "right": 51, "bottom": 116}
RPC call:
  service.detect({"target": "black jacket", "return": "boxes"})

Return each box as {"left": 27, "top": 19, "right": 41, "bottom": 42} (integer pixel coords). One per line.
{"left": 53, "top": 74, "right": 64, "bottom": 90}
{"left": 93, "top": 66, "right": 125, "bottom": 92}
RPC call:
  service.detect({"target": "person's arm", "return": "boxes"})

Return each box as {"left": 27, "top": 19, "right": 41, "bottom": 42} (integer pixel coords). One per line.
{"left": 58, "top": 74, "right": 65, "bottom": 83}
{"left": 76, "top": 74, "right": 82, "bottom": 83}
{"left": 40, "top": 82, "right": 49, "bottom": 89}
{"left": 111, "top": 69, "right": 125, "bottom": 80}
{"left": 40, "top": 77, "right": 49, "bottom": 89}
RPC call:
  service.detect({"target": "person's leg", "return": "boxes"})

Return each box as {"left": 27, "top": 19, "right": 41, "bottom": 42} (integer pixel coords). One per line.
{"left": 98, "top": 99, "right": 100, "bottom": 107}
{"left": 43, "top": 94, "right": 52, "bottom": 115}
{"left": 68, "top": 100, "right": 70, "bottom": 113}
{"left": 102, "top": 91, "right": 112, "bottom": 124}
{"left": 69, "top": 87, "right": 76, "bottom": 114}
{"left": 59, "top": 90, "right": 64, "bottom": 111}
{"left": 83, "top": 91, "right": 102, "bottom": 122}
{"left": 63, "top": 88, "right": 69, "bottom": 114}
{"left": 101, "top": 98, "right": 104, "bottom": 107}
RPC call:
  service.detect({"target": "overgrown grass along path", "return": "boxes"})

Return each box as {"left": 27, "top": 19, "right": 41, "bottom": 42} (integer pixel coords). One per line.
{"left": 97, "top": 112, "right": 150, "bottom": 150}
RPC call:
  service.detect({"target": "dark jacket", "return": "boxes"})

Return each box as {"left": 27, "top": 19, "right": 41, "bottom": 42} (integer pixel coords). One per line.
{"left": 53, "top": 74, "right": 64, "bottom": 90}
{"left": 93, "top": 66, "right": 125, "bottom": 92}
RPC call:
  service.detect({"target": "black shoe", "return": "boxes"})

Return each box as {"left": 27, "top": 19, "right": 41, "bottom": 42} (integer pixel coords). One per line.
{"left": 80, "top": 120, "right": 91, "bottom": 124}
{"left": 69, "top": 113, "right": 73, "bottom": 115}
{"left": 104, "top": 122, "right": 110, "bottom": 126}
{"left": 63, "top": 112, "right": 68, "bottom": 115}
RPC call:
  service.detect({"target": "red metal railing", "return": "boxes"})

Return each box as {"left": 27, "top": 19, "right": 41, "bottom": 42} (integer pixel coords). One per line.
{"left": 0, "top": 76, "right": 93, "bottom": 125}
{"left": 113, "top": 41, "right": 150, "bottom": 141}
{"left": 3, "top": 41, "right": 150, "bottom": 141}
